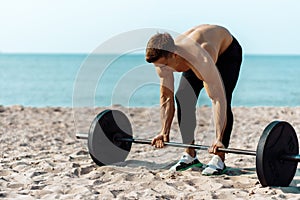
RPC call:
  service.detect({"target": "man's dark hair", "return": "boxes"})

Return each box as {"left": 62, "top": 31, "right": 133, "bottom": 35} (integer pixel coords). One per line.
{"left": 145, "top": 33, "right": 175, "bottom": 63}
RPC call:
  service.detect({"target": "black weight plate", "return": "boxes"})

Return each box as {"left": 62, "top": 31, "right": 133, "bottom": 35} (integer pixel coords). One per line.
{"left": 256, "top": 121, "right": 299, "bottom": 187}
{"left": 88, "top": 109, "right": 133, "bottom": 166}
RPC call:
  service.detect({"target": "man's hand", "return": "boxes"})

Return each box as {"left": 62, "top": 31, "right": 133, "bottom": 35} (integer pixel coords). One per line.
{"left": 151, "top": 134, "right": 169, "bottom": 148}
{"left": 209, "top": 139, "right": 225, "bottom": 154}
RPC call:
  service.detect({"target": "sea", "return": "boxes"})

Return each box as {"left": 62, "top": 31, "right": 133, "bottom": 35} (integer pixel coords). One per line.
{"left": 0, "top": 53, "right": 300, "bottom": 107}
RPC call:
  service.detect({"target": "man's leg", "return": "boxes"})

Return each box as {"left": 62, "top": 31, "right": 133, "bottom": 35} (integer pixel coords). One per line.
{"left": 216, "top": 39, "right": 242, "bottom": 148}
{"left": 175, "top": 69, "right": 203, "bottom": 157}
{"left": 169, "top": 69, "right": 204, "bottom": 171}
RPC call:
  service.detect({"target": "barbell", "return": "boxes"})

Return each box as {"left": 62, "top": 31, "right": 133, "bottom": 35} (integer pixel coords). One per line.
{"left": 76, "top": 109, "right": 300, "bottom": 187}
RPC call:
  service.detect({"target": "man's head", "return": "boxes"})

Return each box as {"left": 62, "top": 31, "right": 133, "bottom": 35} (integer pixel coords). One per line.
{"left": 145, "top": 33, "right": 176, "bottom": 63}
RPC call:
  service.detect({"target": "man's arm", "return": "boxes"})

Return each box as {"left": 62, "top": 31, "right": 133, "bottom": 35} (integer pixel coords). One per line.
{"left": 151, "top": 66, "right": 175, "bottom": 148}
{"left": 188, "top": 50, "right": 227, "bottom": 153}
{"left": 159, "top": 76, "right": 175, "bottom": 138}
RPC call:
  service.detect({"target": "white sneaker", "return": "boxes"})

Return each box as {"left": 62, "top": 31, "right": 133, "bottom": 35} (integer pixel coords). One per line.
{"left": 202, "top": 155, "right": 226, "bottom": 175}
{"left": 169, "top": 152, "right": 203, "bottom": 171}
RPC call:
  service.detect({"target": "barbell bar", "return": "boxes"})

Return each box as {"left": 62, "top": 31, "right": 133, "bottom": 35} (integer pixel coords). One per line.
{"left": 76, "top": 109, "right": 300, "bottom": 187}
{"left": 119, "top": 138, "right": 257, "bottom": 156}
{"left": 77, "top": 134, "right": 257, "bottom": 156}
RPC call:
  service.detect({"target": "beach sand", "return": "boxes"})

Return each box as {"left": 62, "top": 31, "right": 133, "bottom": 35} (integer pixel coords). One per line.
{"left": 1, "top": 105, "right": 300, "bottom": 199}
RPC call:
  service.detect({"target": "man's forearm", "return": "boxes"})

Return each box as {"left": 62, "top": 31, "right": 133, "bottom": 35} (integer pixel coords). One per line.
{"left": 160, "top": 96, "right": 175, "bottom": 136}
{"left": 212, "top": 99, "right": 227, "bottom": 142}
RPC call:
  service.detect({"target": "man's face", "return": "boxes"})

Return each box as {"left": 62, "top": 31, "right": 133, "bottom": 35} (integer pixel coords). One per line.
{"left": 153, "top": 55, "right": 176, "bottom": 72}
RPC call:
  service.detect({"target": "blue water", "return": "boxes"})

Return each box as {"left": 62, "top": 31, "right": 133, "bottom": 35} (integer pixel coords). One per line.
{"left": 0, "top": 53, "right": 300, "bottom": 107}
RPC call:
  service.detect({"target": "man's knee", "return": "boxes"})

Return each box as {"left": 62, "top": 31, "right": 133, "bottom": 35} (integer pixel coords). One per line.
{"left": 175, "top": 89, "right": 198, "bottom": 108}
{"left": 175, "top": 89, "right": 184, "bottom": 101}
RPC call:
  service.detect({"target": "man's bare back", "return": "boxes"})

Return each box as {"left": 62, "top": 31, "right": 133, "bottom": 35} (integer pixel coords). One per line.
{"left": 176, "top": 24, "right": 233, "bottom": 63}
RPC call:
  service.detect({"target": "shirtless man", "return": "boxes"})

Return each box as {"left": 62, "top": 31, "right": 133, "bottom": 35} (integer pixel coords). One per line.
{"left": 145, "top": 24, "right": 242, "bottom": 175}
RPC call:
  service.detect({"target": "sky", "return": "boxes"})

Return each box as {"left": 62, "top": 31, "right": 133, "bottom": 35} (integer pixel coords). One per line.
{"left": 0, "top": 0, "right": 299, "bottom": 55}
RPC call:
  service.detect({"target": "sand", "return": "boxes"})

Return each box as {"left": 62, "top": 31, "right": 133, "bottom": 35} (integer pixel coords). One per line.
{"left": 1, "top": 105, "right": 300, "bottom": 199}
